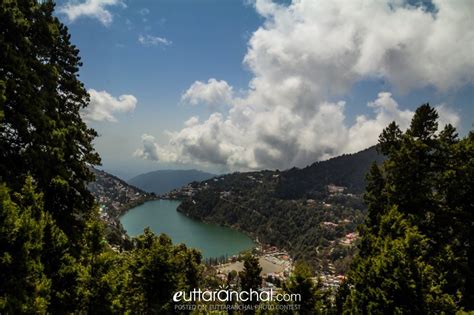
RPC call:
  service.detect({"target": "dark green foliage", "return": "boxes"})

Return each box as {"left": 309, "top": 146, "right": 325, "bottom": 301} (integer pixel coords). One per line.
{"left": 79, "top": 218, "right": 124, "bottom": 313}
{"left": 0, "top": 178, "right": 50, "bottom": 313}
{"left": 343, "top": 104, "right": 473, "bottom": 312}
{"left": 179, "top": 166, "right": 369, "bottom": 270}
{"left": 344, "top": 207, "right": 457, "bottom": 314}
{"left": 0, "top": 177, "right": 204, "bottom": 313}
{"left": 240, "top": 254, "right": 262, "bottom": 292}
{"left": 0, "top": 2, "right": 204, "bottom": 313}
{"left": 277, "top": 146, "right": 384, "bottom": 199}
{"left": 0, "top": 0, "right": 100, "bottom": 244}
{"left": 124, "top": 228, "right": 202, "bottom": 314}
{"left": 40, "top": 208, "right": 85, "bottom": 313}
{"left": 283, "top": 261, "right": 328, "bottom": 314}
{"left": 239, "top": 254, "right": 262, "bottom": 313}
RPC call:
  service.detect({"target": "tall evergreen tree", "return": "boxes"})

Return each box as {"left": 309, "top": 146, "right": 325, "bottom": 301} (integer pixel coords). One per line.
{"left": 124, "top": 228, "right": 202, "bottom": 314}
{"left": 79, "top": 217, "right": 126, "bottom": 313}
{"left": 0, "top": 178, "right": 50, "bottom": 313}
{"left": 283, "top": 261, "right": 328, "bottom": 314}
{"left": 342, "top": 104, "right": 473, "bottom": 312}
{"left": 240, "top": 253, "right": 263, "bottom": 292}
{"left": 0, "top": 0, "right": 100, "bottom": 245}
{"left": 1, "top": 2, "right": 209, "bottom": 313}
{"left": 239, "top": 253, "right": 262, "bottom": 313}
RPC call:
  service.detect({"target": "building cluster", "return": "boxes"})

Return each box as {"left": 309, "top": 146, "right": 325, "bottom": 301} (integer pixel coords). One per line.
{"left": 327, "top": 184, "right": 346, "bottom": 194}
{"left": 340, "top": 232, "right": 359, "bottom": 246}
{"left": 317, "top": 273, "right": 347, "bottom": 291}
{"left": 215, "top": 245, "right": 293, "bottom": 292}
{"left": 163, "top": 183, "right": 203, "bottom": 199}
{"left": 88, "top": 168, "right": 153, "bottom": 223}
{"left": 321, "top": 221, "right": 339, "bottom": 228}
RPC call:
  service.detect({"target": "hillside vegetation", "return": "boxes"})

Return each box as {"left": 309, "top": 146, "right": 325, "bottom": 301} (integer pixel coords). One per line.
{"left": 87, "top": 167, "right": 156, "bottom": 247}
{"left": 178, "top": 146, "right": 383, "bottom": 272}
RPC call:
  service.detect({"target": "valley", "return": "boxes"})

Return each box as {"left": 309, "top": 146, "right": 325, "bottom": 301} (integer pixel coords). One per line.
{"left": 88, "top": 146, "right": 383, "bottom": 284}
{"left": 174, "top": 146, "right": 383, "bottom": 274}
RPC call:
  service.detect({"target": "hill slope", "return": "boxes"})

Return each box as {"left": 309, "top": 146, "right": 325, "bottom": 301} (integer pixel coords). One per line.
{"left": 88, "top": 167, "right": 155, "bottom": 246}
{"left": 176, "top": 146, "right": 384, "bottom": 273}
{"left": 276, "top": 146, "right": 385, "bottom": 199}
{"left": 128, "top": 169, "right": 216, "bottom": 195}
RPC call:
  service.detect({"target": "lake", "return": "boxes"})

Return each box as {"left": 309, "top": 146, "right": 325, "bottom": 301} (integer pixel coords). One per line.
{"left": 120, "top": 199, "right": 255, "bottom": 258}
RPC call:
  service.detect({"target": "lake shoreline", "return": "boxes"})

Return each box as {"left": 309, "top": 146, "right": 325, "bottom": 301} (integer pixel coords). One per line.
{"left": 120, "top": 199, "right": 257, "bottom": 258}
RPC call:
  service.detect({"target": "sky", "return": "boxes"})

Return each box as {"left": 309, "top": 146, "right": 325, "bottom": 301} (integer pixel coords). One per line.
{"left": 55, "top": 0, "right": 474, "bottom": 179}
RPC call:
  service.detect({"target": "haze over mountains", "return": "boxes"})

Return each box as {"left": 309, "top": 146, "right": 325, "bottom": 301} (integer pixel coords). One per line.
{"left": 128, "top": 169, "right": 216, "bottom": 195}
{"left": 112, "top": 146, "right": 383, "bottom": 197}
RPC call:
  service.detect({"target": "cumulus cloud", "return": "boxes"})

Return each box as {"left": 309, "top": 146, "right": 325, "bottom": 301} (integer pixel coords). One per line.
{"left": 134, "top": 134, "right": 179, "bottom": 162}
{"left": 58, "top": 0, "right": 124, "bottom": 26}
{"left": 136, "top": 92, "right": 459, "bottom": 171}
{"left": 181, "top": 79, "right": 234, "bottom": 107}
{"left": 435, "top": 103, "right": 461, "bottom": 129}
{"left": 138, "top": 35, "right": 172, "bottom": 46}
{"left": 139, "top": 8, "right": 150, "bottom": 15}
{"left": 137, "top": 0, "right": 469, "bottom": 170}
{"left": 81, "top": 89, "right": 137, "bottom": 122}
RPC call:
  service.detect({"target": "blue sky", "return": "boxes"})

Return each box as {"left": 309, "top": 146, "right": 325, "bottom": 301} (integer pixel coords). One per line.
{"left": 55, "top": 0, "right": 473, "bottom": 179}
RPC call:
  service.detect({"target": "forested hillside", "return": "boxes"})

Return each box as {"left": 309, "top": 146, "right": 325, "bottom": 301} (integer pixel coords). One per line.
{"left": 276, "top": 146, "right": 385, "bottom": 199}
{"left": 178, "top": 147, "right": 382, "bottom": 272}
{"left": 338, "top": 107, "right": 473, "bottom": 312}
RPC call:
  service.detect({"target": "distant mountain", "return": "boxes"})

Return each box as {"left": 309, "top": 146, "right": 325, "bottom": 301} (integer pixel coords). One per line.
{"left": 103, "top": 168, "right": 138, "bottom": 181}
{"left": 128, "top": 169, "right": 216, "bottom": 195}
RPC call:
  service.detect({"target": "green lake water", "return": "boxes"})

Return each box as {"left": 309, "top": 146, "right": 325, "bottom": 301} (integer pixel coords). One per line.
{"left": 120, "top": 199, "right": 255, "bottom": 258}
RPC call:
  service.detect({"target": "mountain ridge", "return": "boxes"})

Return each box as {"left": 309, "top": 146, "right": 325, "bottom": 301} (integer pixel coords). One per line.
{"left": 176, "top": 145, "right": 384, "bottom": 272}
{"left": 128, "top": 169, "right": 216, "bottom": 195}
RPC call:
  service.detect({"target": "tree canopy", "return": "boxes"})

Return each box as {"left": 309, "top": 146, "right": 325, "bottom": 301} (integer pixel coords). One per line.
{"left": 0, "top": 0, "right": 100, "bottom": 244}
{"left": 0, "top": 1, "right": 202, "bottom": 313}
{"left": 340, "top": 104, "right": 473, "bottom": 313}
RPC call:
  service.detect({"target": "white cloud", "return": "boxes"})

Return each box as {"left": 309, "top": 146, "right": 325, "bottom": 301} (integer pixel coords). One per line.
{"left": 435, "top": 103, "right": 461, "bottom": 129}
{"left": 134, "top": 134, "right": 179, "bottom": 162}
{"left": 138, "top": 34, "right": 172, "bottom": 46}
{"left": 345, "top": 92, "right": 414, "bottom": 153}
{"left": 58, "top": 0, "right": 124, "bottom": 26}
{"left": 136, "top": 0, "right": 469, "bottom": 171}
{"left": 81, "top": 89, "right": 137, "bottom": 122}
{"left": 181, "top": 79, "right": 234, "bottom": 108}
{"left": 139, "top": 8, "right": 150, "bottom": 15}
{"left": 136, "top": 92, "right": 459, "bottom": 171}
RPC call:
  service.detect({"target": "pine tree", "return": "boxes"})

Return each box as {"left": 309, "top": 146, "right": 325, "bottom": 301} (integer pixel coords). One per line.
{"left": 239, "top": 253, "right": 262, "bottom": 313}
{"left": 39, "top": 207, "right": 85, "bottom": 313}
{"left": 0, "top": 0, "right": 100, "bottom": 246}
{"left": 124, "top": 228, "right": 202, "bottom": 314}
{"left": 284, "top": 261, "right": 328, "bottom": 314}
{"left": 342, "top": 104, "right": 473, "bottom": 312}
{"left": 0, "top": 2, "right": 108, "bottom": 312}
{"left": 240, "top": 253, "right": 262, "bottom": 292}
{"left": 79, "top": 217, "right": 126, "bottom": 313}
{"left": 0, "top": 178, "right": 50, "bottom": 313}
{"left": 344, "top": 206, "right": 457, "bottom": 314}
